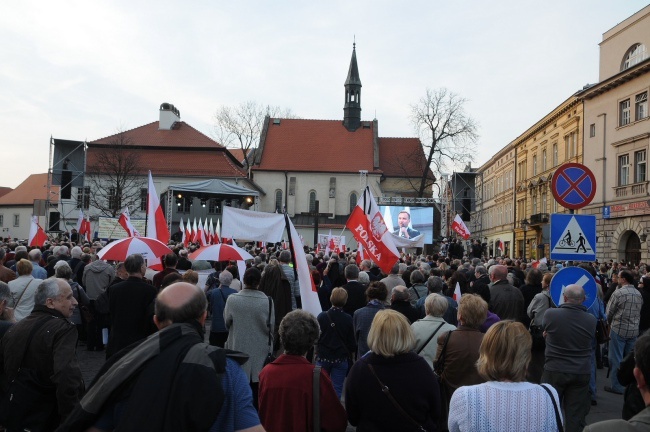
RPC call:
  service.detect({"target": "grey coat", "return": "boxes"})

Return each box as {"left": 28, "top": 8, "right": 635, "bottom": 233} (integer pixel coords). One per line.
{"left": 224, "top": 288, "right": 275, "bottom": 383}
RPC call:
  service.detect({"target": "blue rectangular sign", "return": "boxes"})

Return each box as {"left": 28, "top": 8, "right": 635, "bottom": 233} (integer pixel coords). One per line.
{"left": 550, "top": 213, "right": 597, "bottom": 262}
{"left": 602, "top": 206, "right": 610, "bottom": 219}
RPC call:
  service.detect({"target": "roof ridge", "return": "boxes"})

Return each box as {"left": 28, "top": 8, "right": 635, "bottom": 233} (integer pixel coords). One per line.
{"left": 90, "top": 121, "right": 158, "bottom": 143}
{"left": 178, "top": 121, "right": 224, "bottom": 148}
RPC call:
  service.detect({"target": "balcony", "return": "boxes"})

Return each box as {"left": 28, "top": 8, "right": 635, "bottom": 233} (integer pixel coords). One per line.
{"left": 615, "top": 181, "right": 648, "bottom": 198}
{"left": 529, "top": 213, "right": 549, "bottom": 225}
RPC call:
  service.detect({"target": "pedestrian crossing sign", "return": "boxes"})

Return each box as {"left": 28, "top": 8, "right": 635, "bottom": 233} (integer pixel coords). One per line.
{"left": 550, "top": 214, "right": 596, "bottom": 262}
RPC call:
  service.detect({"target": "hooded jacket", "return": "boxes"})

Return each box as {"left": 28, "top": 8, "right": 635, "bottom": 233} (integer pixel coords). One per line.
{"left": 82, "top": 260, "right": 115, "bottom": 299}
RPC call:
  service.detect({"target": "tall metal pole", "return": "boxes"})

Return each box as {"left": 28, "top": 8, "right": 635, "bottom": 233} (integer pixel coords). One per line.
{"left": 313, "top": 200, "right": 319, "bottom": 247}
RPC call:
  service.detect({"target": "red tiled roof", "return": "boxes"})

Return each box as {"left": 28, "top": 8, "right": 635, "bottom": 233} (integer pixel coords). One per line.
{"left": 254, "top": 119, "right": 378, "bottom": 173}
{"left": 227, "top": 148, "right": 249, "bottom": 163}
{"left": 0, "top": 173, "right": 59, "bottom": 205}
{"left": 0, "top": 187, "right": 12, "bottom": 198}
{"left": 90, "top": 121, "right": 223, "bottom": 149}
{"left": 86, "top": 148, "right": 246, "bottom": 178}
{"left": 379, "top": 138, "right": 434, "bottom": 179}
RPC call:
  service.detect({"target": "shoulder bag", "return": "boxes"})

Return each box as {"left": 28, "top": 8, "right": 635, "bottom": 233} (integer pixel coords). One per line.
{"left": 433, "top": 330, "right": 453, "bottom": 379}
{"left": 540, "top": 384, "right": 564, "bottom": 432}
{"left": 0, "top": 316, "right": 58, "bottom": 430}
{"left": 368, "top": 363, "right": 427, "bottom": 432}
{"left": 416, "top": 321, "right": 445, "bottom": 355}
{"left": 313, "top": 365, "right": 321, "bottom": 432}
{"left": 263, "top": 296, "right": 276, "bottom": 366}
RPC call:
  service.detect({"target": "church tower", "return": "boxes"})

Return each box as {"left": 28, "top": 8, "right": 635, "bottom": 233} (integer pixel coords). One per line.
{"left": 343, "top": 43, "right": 362, "bottom": 131}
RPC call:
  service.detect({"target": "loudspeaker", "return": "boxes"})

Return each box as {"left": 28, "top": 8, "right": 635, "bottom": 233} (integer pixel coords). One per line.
{"left": 48, "top": 211, "right": 61, "bottom": 231}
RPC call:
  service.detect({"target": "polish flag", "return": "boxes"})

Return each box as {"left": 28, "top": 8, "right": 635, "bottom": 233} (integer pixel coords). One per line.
{"left": 453, "top": 282, "right": 462, "bottom": 301}
{"left": 28, "top": 216, "right": 48, "bottom": 247}
{"left": 185, "top": 219, "right": 192, "bottom": 245}
{"left": 191, "top": 218, "right": 198, "bottom": 243}
{"left": 118, "top": 207, "right": 140, "bottom": 237}
{"left": 76, "top": 209, "right": 84, "bottom": 233}
{"left": 208, "top": 219, "right": 215, "bottom": 244}
{"left": 146, "top": 171, "right": 170, "bottom": 244}
{"left": 197, "top": 218, "right": 208, "bottom": 247}
{"left": 79, "top": 216, "right": 91, "bottom": 243}
{"left": 356, "top": 242, "right": 366, "bottom": 266}
{"left": 532, "top": 257, "right": 547, "bottom": 269}
{"left": 179, "top": 218, "right": 188, "bottom": 247}
{"left": 451, "top": 214, "right": 471, "bottom": 240}
{"left": 499, "top": 240, "right": 505, "bottom": 254}
{"left": 214, "top": 219, "right": 221, "bottom": 244}
{"left": 326, "top": 230, "right": 334, "bottom": 256}
{"left": 345, "top": 187, "right": 399, "bottom": 274}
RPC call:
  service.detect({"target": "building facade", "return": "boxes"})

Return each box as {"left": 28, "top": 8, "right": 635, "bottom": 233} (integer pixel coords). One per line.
{"left": 580, "top": 5, "right": 650, "bottom": 264}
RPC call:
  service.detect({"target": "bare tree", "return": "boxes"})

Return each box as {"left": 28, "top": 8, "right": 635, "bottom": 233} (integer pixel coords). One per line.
{"left": 380, "top": 150, "right": 437, "bottom": 197}
{"left": 86, "top": 132, "right": 146, "bottom": 217}
{"left": 411, "top": 88, "right": 479, "bottom": 197}
{"left": 213, "top": 101, "right": 297, "bottom": 169}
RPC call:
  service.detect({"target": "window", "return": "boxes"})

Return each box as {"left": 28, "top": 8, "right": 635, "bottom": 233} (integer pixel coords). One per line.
{"left": 13, "top": 214, "right": 19, "bottom": 227}
{"left": 533, "top": 155, "right": 537, "bottom": 175}
{"left": 275, "top": 190, "right": 283, "bottom": 212}
{"left": 76, "top": 186, "right": 90, "bottom": 209}
{"left": 140, "top": 188, "right": 147, "bottom": 211}
{"left": 552, "top": 143, "right": 558, "bottom": 166}
{"left": 108, "top": 188, "right": 121, "bottom": 211}
{"left": 636, "top": 92, "right": 648, "bottom": 121}
{"left": 288, "top": 177, "right": 296, "bottom": 196}
{"left": 622, "top": 44, "right": 647, "bottom": 70}
{"left": 565, "top": 133, "right": 577, "bottom": 158}
{"left": 518, "top": 161, "right": 527, "bottom": 181}
{"left": 620, "top": 99, "right": 631, "bottom": 126}
{"left": 180, "top": 197, "right": 191, "bottom": 213}
{"left": 542, "top": 191, "right": 547, "bottom": 213}
{"left": 619, "top": 154, "right": 630, "bottom": 186}
{"left": 208, "top": 199, "right": 220, "bottom": 214}
{"left": 308, "top": 191, "right": 316, "bottom": 213}
{"left": 532, "top": 195, "right": 537, "bottom": 214}
{"left": 635, "top": 150, "right": 647, "bottom": 183}
{"left": 349, "top": 192, "right": 358, "bottom": 213}
{"left": 590, "top": 123, "right": 596, "bottom": 137}
{"left": 542, "top": 150, "right": 547, "bottom": 171}
{"left": 0, "top": 214, "right": 3, "bottom": 227}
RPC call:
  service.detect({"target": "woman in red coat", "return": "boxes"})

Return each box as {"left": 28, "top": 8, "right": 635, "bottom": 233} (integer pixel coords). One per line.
{"left": 258, "top": 310, "right": 348, "bottom": 432}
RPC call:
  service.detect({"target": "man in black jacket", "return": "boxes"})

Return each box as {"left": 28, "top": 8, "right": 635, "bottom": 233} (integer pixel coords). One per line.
{"left": 342, "top": 264, "right": 367, "bottom": 316}
{"left": 471, "top": 265, "right": 491, "bottom": 304}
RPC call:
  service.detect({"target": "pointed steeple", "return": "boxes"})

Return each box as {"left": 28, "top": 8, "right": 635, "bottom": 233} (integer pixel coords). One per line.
{"left": 343, "top": 42, "right": 362, "bottom": 131}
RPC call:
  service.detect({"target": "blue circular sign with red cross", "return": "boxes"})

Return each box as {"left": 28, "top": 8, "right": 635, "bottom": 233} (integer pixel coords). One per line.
{"left": 551, "top": 163, "right": 597, "bottom": 210}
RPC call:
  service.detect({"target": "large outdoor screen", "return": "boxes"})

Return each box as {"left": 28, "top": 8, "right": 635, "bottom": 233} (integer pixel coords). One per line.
{"left": 378, "top": 205, "right": 434, "bottom": 245}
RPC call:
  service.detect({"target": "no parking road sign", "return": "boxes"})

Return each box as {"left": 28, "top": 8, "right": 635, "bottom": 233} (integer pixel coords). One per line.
{"left": 551, "top": 163, "right": 597, "bottom": 210}
{"left": 550, "top": 267, "right": 598, "bottom": 310}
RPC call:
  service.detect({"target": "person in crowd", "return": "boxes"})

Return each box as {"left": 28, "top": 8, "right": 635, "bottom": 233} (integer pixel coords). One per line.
{"left": 83, "top": 254, "right": 115, "bottom": 351}
{"left": 55, "top": 262, "right": 90, "bottom": 339}
{"left": 176, "top": 249, "right": 192, "bottom": 270}
{"left": 606, "top": 270, "right": 644, "bottom": 394}
{"left": 470, "top": 265, "right": 491, "bottom": 304}
{"left": 259, "top": 264, "right": 293, "bottom": 351}
{"left": 412, "top": 293, "right": 457, "bottom": 369}
{"left": 637, "top": 276, "right": 650, "bottom": 335}
{"left": 224, "top": 267, "right": 273, "bottom": 409}
{"left": 345, "top": 309, "right": 440, "bottom": 431}
{"left": 407, "top": 269, "right": 428, "bottom": 306}
{"left": 152, "top": 253, "right": 179, "bottom": 290}
{"left": 208, "top": 270, "right": 237, "bottom": 347}
{"left": 58, "top": 282, "right": 264, "bottom": 432}
{"left": 586, "top": 273, "right": 607, "bottom": 406}
{"left": 390, "top": 285, "right": 420, "bottom": 323}
{"left": 584, "top": 329, "right": 650, "bottom": 431}
{"left": 224, "top": 264, "right": 242, "bottom": 291}
{"left": 436, "top": 294, "right": 488, "bottom": 422}
{"left": 380, "top": 262, "right": 406, "bottom": 293}
{"left": 418, "top": 275, "right": 458, "bottom": 326}
{"left": 448, "top": 320, "right": 563, "bottom": 432}
{"left": 527, "top": 272, "right": 555, "bottom": 383}
{"left": 28, "top": 248, "right": 48, "bottom": 280}
{"left": 353, "top": 281, "right": 388, "bottom": 358}
{"left": 489, "top": 264, "right": 524, "bottom": 322}
{"left": 181, "top": 269, "right": 200, "bottom": 287}
{"left": 110, "top": 262, "right": 128, "bottom": 286}
{"left": 106, "top": 254, "right": 157, "bottom": 358}
{"left": 279, "top": 250, "right": 299, "bottom": 309}
{"left": 0, "top": 282, "right": 14, "bottom": 339}
{"left": 542, "top": 284, "right": 596, "bottom": 432}
{"left": 0, "top": 278, "right": 83, "bottom": 430}
{"left": 341, "top": 264, "right": 367, "bottom": 316}
{"left": 259, "top": 309, "right": 348, "bottom": 432}
{"left": 316, "top": 287, "right": 356, "bottom": 398}
{"left": 8, "top": 259, "right": 42, "bottom": 322}
{"left": 519, "top": 268, "right": 543, "bottom": 328}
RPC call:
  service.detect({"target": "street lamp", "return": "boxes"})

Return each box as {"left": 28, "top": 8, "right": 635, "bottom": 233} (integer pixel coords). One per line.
{"left": 522, "top": 219, "right": 529, "bottom": 261}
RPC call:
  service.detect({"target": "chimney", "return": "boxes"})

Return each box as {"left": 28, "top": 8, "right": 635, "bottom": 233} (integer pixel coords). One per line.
{"left": 159, "top": 103, "right": 180, "bottom": 130}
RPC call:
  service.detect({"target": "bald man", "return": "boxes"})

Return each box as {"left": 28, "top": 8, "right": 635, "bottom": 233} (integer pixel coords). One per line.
{"left": 60, "top": 282, "right": 264, "bottom": 432}
{"left": 542, "top": 284, "right": 597, "bottom": 432}
{"left": 488, "top": 264, "right": 524, "bottom": 322}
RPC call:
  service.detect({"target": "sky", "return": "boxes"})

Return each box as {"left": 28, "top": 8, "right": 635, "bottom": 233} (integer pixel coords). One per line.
{"left": 1, "top": 1, "right": 648, "bottom": 189}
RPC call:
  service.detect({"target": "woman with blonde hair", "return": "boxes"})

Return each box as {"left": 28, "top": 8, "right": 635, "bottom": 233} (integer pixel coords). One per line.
{"left": 448, "top": 320, "right": 563, "bottom": 432}
{"left": 345, "top": 309, "right": 440, "bottom": 431}
{"left": 8, "top": 259, "right": 42, "bottom": 321}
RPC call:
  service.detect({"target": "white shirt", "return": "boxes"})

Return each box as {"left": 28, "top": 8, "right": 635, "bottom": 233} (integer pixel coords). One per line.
{"left": 448, "top": 381, "right": 562, "bottom": 432}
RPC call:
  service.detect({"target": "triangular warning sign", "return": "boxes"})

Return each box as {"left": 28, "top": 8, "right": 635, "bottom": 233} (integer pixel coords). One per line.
{"left": 551, "top": 216, "right": 594, "bottom": 255}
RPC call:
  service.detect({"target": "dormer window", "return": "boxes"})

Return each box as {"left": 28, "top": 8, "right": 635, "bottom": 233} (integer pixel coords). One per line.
{"left": 622, "top": 43, "right": 647, "bottom": 71}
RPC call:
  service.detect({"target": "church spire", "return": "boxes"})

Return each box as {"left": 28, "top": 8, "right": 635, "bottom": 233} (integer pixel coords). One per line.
{"left": 343, "top": 42, "right": 362, "bottom": 131}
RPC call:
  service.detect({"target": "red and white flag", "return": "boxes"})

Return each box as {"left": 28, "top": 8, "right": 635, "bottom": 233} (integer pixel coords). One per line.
{"left": 191, "top": 218, "right": 198, "bottom": 243}
{"left": 214, "top": 219, "right": 221, "bottom": 244}
{"left": 118, "top": 207, "right": 140, "bottom": 237}
{"left": 451, "top": 214, "right": 471, "bottom": 240}
{"left": 326, "top": 230, "right": 334, "bottom": 256}
{"left": 532, "top": 257, "right": 547, "bottom": 269}
{"left": 208, "top": 219, "right": 215, "bottom": 244}
{"left": 76, "top": 209, "right": 84, "bottom": 233}
{"left": 453, "top": 282, "right": 462, "bottom": 301}
{"left": 79, "top": 216, "right": 91, "bottom": 243}
{"left": 197, "top": 218, "right": 208, "bottom": 247}
{"left": 356, "top": 242, "right": 366, "bottom": 266}
{"left": 29, "top": 216, "right": 48, "bottom": 247}
{"left": 345, "top": 187, "right": 399, "bottom": 275}
{"left": 179, "top": 218, "right": 188, "bottom": 247}
{"left": 146, "top": 171, "right": 170, "bottom": 244}
{"left": 499, "top": 240, "right": 505, "bottom": 254}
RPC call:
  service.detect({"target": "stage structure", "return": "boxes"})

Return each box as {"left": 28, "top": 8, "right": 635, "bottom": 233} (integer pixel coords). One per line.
{"left": 47, "top": 137, "right": 87, "bottom": 232}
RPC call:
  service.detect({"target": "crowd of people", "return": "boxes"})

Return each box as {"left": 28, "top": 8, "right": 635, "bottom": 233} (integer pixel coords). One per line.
{"left": 0, "top": 235, "right": 648, "bottom": 431}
